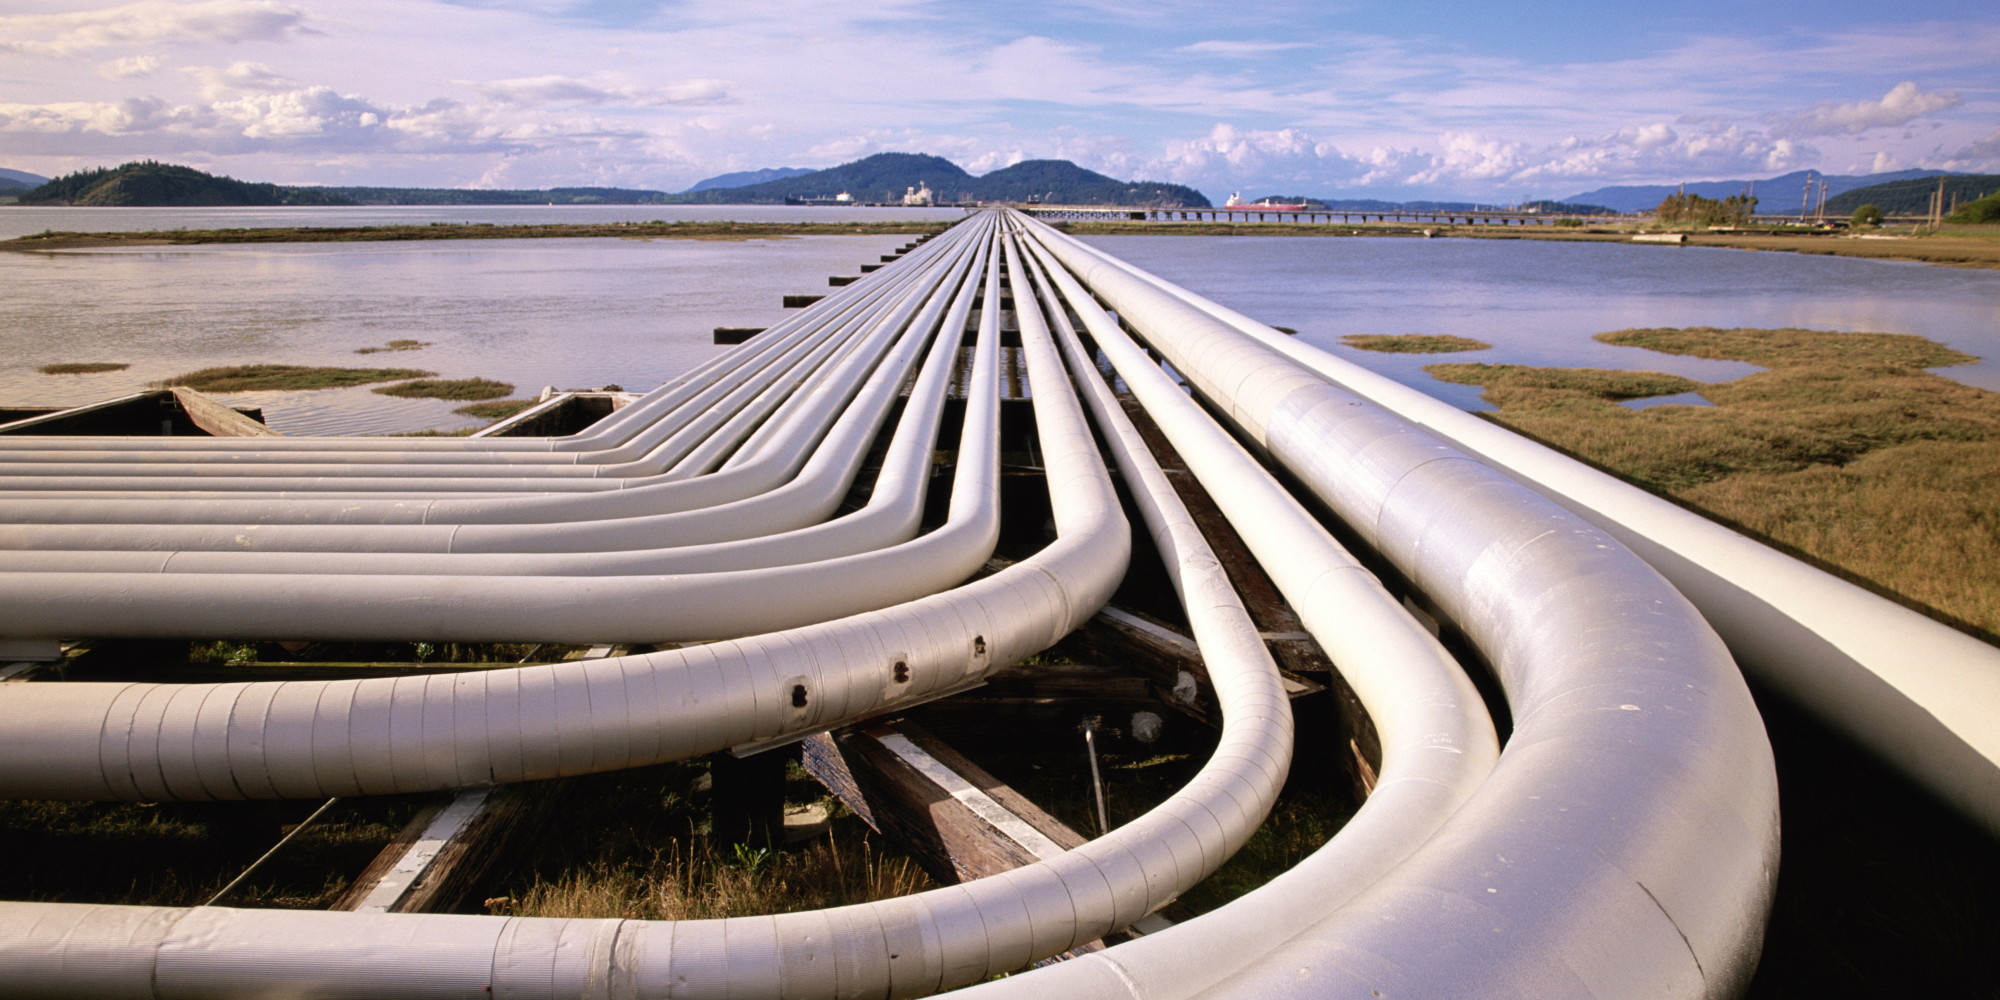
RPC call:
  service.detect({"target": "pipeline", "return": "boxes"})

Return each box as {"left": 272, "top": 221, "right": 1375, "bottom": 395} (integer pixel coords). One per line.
{"left": 0, "top": 209, "right": 1794, "bottom": 998}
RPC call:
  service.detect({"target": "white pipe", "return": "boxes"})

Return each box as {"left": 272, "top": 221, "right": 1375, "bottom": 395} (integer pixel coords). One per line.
{"left": 1065, "top": 222, "right": 2000, "bottom": 837}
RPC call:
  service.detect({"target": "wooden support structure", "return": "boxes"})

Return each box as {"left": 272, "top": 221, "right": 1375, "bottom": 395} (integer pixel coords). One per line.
{"left": 828, "top": 275, "right": 859, "bottom": 287}
{"left": 713, "top": 326, "right": 765, "bottom": 345}
{"left": 0, "top": 388, "right": 270, "bottom": 437}
{"left": 783, "top": 294, "right": 824, "bottom": 308}
{"left": 332, "top": 780, "right": 571, "bottom": 914}
{"left": 803, "top": 719, "right": 1086, "bottom": 883}
{"left": 166, "top": 387, "right": 282, "bottom": 437}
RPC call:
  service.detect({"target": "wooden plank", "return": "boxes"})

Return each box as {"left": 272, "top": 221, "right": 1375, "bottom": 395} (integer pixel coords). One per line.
{"left": 332, "top": 780, "right": 571, "bottom": 914}
{"left": 713, "top": 326, "right": 765, "bottom": 345}
{"left": 801, "top": 719, "right": 1087, "bottom": 885}
{"left": 169, "top": 386, "right": 281, "bottom": 437}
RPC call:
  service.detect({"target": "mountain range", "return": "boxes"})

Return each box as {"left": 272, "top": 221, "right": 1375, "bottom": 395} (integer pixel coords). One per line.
{"left": 0, "top": 168, "right": 50, "bottom": 192}
{"left": 1557, "top": 169, "right": 1951, "bottom": 214}
{"left": 663, "top": 153, "right": 1209, "bottom": 207}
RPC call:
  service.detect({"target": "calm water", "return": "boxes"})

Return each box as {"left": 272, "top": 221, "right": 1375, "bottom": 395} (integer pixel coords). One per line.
{"left": 1086, "top": 235, "right": 2000, "bottom": 411}
{"left": 0, "top": 203, "right": 969, "bottom": 242}
{"left": 4, "top": 220, "right": 1997, "bottom": 434}
{"left": 0, "top": 235, "right": 912, "bottom": 434}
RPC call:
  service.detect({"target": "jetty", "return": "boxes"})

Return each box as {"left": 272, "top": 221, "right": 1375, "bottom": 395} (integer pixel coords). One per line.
{"left": 0, "top": 209, "right": 1993, "bottom": 998}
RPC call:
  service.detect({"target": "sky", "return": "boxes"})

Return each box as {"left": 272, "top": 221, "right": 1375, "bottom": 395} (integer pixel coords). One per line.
{"left": 2, "top": 0, "right": 1996, "bottom": 203}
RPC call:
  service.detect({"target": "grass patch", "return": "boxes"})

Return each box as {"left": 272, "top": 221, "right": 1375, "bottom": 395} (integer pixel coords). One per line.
{"left": 156, "top": 364, "right": 436, "bottom": 392}
{"left": 1432, "top": 327, "right": 2000, "bottom": 637}
{"left": 36, "top": 362, "right": 129, "bottom": 375}
{"left": 354, "top": 338, "right": 431, "bottom": 354}
{"left": 1344, "top": 333, "right": 1491, "bottom": 354}
{"left": 454, "top": 398, "right": 537, "bottom": 420}
{"left": 498, "top": 760, "right": 932, "bottom": 922}
{"left": 373, "top": 377, "right": 515, "bottom": 401}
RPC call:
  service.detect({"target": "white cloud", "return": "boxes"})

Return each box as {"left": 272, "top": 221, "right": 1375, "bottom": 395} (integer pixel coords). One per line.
{"left": 471, "top": 74, "right": 731, "bottom": 108}
{"left": 1177, "top": 40, "right": 1313, "bottom": 58}
{"left": 98, "top": 54, "right": 161, "bottom": 78}
{"left": 1769, "top": 81, "right": 1961, "bottom": 137}
{"left": 0, "top": 0, "right": 313, "bottom": 57}
{"left": 185, "top": 60, "right": 297, "bottom": 98}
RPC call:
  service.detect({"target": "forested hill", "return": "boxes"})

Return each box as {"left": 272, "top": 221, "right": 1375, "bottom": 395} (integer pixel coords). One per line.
{"left": 669, "top": 153, "right": 1210, "bottom": 207}
{"left": 1824, "top": 174, "right": 2000, "bottom": 216}
{"left": 20, "top": 162, "right": 353, "bottom": 207}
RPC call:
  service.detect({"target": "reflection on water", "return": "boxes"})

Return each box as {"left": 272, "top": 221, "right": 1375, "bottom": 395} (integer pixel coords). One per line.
{"left": 1085, "top": 235, "right": 2000, "bottom": 409}
{"left": 6, "top": 230, "right": 1999, "bottom": 435}
{"left": 0, "top": 236, "right": 909, "bottom": 435}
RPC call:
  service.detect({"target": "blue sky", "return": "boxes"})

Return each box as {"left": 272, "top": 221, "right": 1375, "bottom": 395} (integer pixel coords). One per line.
{"left": 2, "top": 0, "right": 1994, "bottom": 201}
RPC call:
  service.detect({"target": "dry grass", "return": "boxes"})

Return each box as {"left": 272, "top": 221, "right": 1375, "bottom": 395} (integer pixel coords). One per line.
{"left": 1431, "top": 327, "right": 2000, "bottom": 638}
{"left": 157, "top": 364, "right": 435, "bottom": 392}
{"left": 373, "top": 377, "right": 515, "bottom": 401}
{"left": 498, "top": 760, "right": 934, "bottom": 923}
{"left": 512, "top": 833, "right": 931, "bottom": 921}
{"left": 1343, "top": 333, "right": 1491, "bottom": 354}
{"left": 36, "top": 362, "right": 129, "bottom": 374}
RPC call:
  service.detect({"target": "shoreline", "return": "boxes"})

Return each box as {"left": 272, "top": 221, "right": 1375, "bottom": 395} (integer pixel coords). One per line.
{"left": 4, "top": 217, "right": 1997, "bottom": 269}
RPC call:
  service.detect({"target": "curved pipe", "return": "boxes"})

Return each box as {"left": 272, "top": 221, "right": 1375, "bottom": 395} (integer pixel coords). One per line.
{"left": 1017, "top": 215, "right": 1778, "bottom": 998}
{"left": 1067, "top": 221, "right": 2000, "bottom": 837}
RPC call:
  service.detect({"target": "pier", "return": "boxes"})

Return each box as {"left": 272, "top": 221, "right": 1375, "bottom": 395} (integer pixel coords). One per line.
{"left": 0, "top": 209, "right": 1994, "bottom": 998}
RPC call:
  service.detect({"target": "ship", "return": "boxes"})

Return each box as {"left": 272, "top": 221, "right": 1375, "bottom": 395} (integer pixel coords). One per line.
{"left": 1225, "top": 192, "right": 1310, "bottom": 210}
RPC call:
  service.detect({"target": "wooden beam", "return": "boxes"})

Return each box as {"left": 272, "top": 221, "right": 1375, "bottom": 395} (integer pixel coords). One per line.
{"left": 332, "top": 780, "right": 570, "bottom": 913}
{"left": 802, "top": 719, "right": 1086, "bottom": 884}
{"left": 168, "top": 386, "right": 281, "bottom": 437}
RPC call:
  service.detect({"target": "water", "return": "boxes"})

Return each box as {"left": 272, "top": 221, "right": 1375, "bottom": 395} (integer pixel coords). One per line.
{"left": 0, "top": 203, "right": 969, "bottom": 242}
{"left": 0, "top": 235, "right": 911, "bottom": 434}
{"left": 5, "top": 221, "right": 1997, "bottom": 433}
{"left": 1084, "top": 235, "right": 2000, "bottom": 410}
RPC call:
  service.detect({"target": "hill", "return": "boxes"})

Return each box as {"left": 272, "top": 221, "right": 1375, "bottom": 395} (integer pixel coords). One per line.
{"left": 21, "top": 161, "right": 352, "bottom": 207}
{"left": 1563, "top": 169, "right": 1951, "bottom": 214}
{"left": 669, "top": 153, "right": 1209, "bottom": 208}
{"left": 684, "top": 167, "right": 813, "bottom": 193}
{"left": 0, "top": 168, "right": 49, "bottom": 192}
{"left": 1824, "top": 174, "right": 2000, "bottom": 217}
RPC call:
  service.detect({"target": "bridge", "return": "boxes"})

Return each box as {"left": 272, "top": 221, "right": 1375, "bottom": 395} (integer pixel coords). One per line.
{"left": 1020, "top": 203, "right": 1590, "bottom": 225}
{"left": 0, "top": 209, "right": 1994, "bottom": 998}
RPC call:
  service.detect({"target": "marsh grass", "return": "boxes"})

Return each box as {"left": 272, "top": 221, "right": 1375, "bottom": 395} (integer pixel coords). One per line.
{"left": 1431, "top": 327, "right": 2000, "bottom": 637}
{"left": 36, "top": 362, "right": 129, "bottom": 374}
{"left": 354, "top": 339, "right": 431, "bottom": 354}
{"left": 373, "top": 377, "right": 515, "bottom": 401}
{"left": 454, "top": 398, "right": 537, "bottom": 420}
{"left": 157, "top": 364, "right": 435, "bottom": 392}
{"left": 1343, "top": 333, "right": 1491, "bottom": 354}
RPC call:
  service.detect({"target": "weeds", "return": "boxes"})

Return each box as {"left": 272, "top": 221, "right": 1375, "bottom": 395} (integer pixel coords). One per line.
{"left": 373, "top": 377, "right": 515, "bottom": 401}
{"left": 354, "top": 339, "right": 431, "bottom": 354}
{"left": 36, "top": 362, "right": 128, "bottom": 374}
{"left": 156, "top": 365, "right": 435, "bottom": 392}
{"left": 1343, "top": 334, "right": 1491, "bottom": 354}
